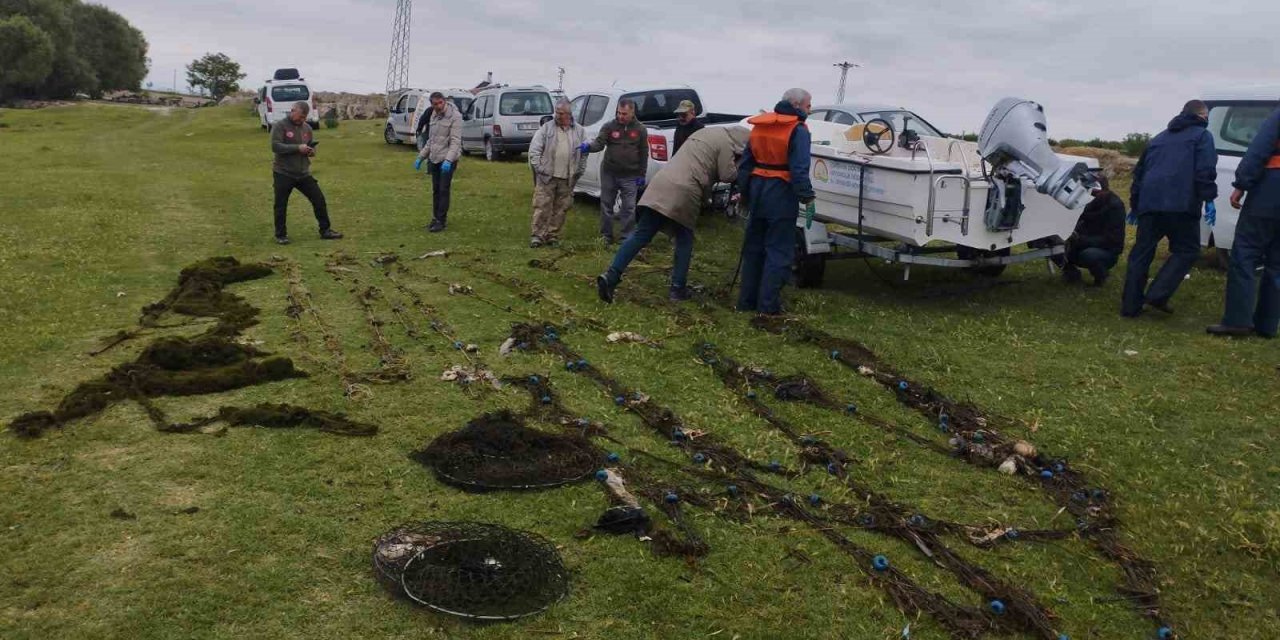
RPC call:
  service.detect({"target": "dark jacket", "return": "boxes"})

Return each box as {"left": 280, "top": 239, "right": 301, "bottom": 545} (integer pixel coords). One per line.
{"left": 1130, "top": 112, "right": 1218, "bottom": 215}
{"left": 1073, "top": 190, "right": 1126, "bottom": 253}
{"left": 271, "top": 118, "right": 314, "bottom": 178}
{"left": 1233, "top": 106, "right": 1280, "bottom": 219}
{"left": 673, "top": 119, "right": 704, "bottom": 156}
{"left": 736, "top": 101, "right": 815, "bottom": 220}
{"left": 588, "top": 117, "right": 649, "bottom": 178}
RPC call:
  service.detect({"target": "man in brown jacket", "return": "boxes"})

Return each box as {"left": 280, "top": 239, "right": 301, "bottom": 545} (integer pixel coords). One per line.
{"left": 581, "top": 98, "right": 648, "bottom": 244}
{"left": 596, "top": 126, "right": 750, "bottom": 303}
{"left": 414, "top": 92, "right": 463, "bottom": 232}
{"left": 270, "top": 102, "right": 343, "bottom": 245}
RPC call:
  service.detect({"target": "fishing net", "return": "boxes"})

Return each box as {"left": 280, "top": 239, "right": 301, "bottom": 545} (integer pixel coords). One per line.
{"left": 372, "top": 521, "right": 569, "bottom": 620}
{"left": 412, "top": 411, "right": 602, "bottom": 491}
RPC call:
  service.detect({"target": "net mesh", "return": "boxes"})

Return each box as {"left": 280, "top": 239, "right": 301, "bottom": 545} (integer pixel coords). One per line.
{"left": 372, "top": 521, "right": 569, "bottom": 620}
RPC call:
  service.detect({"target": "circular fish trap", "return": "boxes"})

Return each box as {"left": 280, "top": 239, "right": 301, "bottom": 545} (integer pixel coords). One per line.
{"left": 372, "top": 521, "right": 569, "bottom": 620}
{"left": 413, "top": 411, "right": 601, "bottom": 491}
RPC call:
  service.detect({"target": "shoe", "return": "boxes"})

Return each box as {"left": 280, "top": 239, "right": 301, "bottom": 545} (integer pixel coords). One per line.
{"left": 1090, "top": 273, "right": 1108, "bottom": 287}
{"left": 427, "top": 221, "right": 445, "bottom": 233}
{"left": 1145, "top": 300, "right": 1173, "bottom": 315}
{"left": 596, "top": 274, "right": 616, "bottom": 304}
{"left": 275, "top": 236, "right": 291, "bottom": 245}
{"left": 1206, "top": 324, "right": 1254, "bottom": 337}
{"left": 1061, "top": 266, "right": 1082, "bottom": 284}
{"left": 669, "top": 287, "right": 693, "bottom": 302}
{"left": 529, "top": 237, "right": 544, "bottom": 248}
{"left": 319, "top": 229, "right": 343, "bottom": 240}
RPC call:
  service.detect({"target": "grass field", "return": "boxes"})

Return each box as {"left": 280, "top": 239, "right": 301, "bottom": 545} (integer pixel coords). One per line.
{"left": 0, "top": 103, "right": 1276, "bottom": 639}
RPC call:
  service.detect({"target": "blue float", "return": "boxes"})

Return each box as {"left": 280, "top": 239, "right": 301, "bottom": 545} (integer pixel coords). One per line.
{"left": 577, "top": 359, "right": 588, "bottom": 368}
{"left": 830, "top": 349, "right": 841, "bottom": 359}
{"left": 529, "top": 375, "right": 540, "bottom": 384}
{"left": 1157, "top": 628, "right": 1173, "bottom": 640}
{"left": 595, "top": 469, "right": 608, "bottom": 481}
{"left": 565, "top": 362, "right": 577, "bottom": 371}
{"left": 898, "top": 381, "right": 909, "bottom": 391}
{"left": 540, "top": 395, "right": 551, "bottom": 404}
{"left": 1040, "top": 469, "right": 1054, "bottom": 480}
{"left": 872, "top": 555, "right": 890, "bottom": 572}
{"left": 826, "top": 463, "right": 839, "bottom": 475}
{"left": 769, "top": 460, "right": 782, "bottom": 472}
{"left": 845, "top": 403, "right": 857, "bottom": 414}
{"left": 606, "top": 452, "right": 620, "bottom": 463}
{"left": 808, "top": 494, "right": 821, "bottom": 506}
{"left": 614, "top": 396, "right": 625, "bottom": 406}
{"left": 452, "top": 341, "right": 463, "bottom": 350}
{"left": 909, "top": 515, "right": 926, "bottom": 528}
{"left": 746, "top": 390, "right": 757, "bottom": 399}
{"left": 726, "top": 484, "right": 739, "bottom": 497}
{"left": 989, "top": 599, "right": 1006, "bottom": 615}
{"left": 693, "top": 453, "right": 706, "bottom": 464}
{"left": 665, "top": 492, "right": 679, "bottom": 504}
{"left": 1005, "top": 528, "right": 1020, "bottom": 540}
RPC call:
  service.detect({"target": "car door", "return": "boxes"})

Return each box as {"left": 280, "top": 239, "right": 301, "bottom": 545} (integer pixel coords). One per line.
{"left": 402, "top": 94, "right": 421, "bottom": 138}
{"left": 1204, "top": 101, "right": 1277, "bottom": 251}
{"left": 576, "top": 95, "right": 612, "bottom": 194}
{"left": 462, "top": 97, "right": 483, "bottom": 151}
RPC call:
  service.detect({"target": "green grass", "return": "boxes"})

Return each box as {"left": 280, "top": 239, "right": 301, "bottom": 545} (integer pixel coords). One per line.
{"left": 1, "top": 103, "right": 1276, "bottom": 639}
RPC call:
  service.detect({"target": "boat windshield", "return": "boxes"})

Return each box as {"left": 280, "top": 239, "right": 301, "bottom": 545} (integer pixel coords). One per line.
{"left": 858, "top": 110, "right": 944, "bottom": 138}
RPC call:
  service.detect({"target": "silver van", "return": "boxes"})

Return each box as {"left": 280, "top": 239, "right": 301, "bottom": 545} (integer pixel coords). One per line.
{"left": 461, "top": 85, "right": 555, "bottom": 161}
{"left": 384, "top": 88, "right": 474, "bottom": 148}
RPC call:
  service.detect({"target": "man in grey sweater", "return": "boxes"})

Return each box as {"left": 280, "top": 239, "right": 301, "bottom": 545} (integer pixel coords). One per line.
{"left": 270, "top": 102, "right": 343, "bottom": 245}
{"left": 581, "top": 98, "right": 649, "bottom": 244}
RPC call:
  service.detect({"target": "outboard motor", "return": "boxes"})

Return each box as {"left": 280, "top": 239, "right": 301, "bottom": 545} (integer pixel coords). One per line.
{"left": 978, "top": 98, "right": 1097, "bottom": 211}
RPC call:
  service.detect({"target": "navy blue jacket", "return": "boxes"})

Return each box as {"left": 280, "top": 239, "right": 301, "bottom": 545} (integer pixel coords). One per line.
{"left": 737, "top": 101, "right": 815, "bottom": 219}
{"left": 1130, "top": 112, "right": 1218, "bottom": 215}
{"left": 1234, "top": 106, "right": 1280, "bottom": 219}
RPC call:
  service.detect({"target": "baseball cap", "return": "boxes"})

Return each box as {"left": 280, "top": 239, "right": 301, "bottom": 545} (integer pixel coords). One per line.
{"left": 674, "top": 100, "right": 696, "bottom": 114}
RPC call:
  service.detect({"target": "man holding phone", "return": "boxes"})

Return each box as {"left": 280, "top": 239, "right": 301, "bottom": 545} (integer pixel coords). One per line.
{"left": 270, "top": 101, "right": 343, "bottom": 245}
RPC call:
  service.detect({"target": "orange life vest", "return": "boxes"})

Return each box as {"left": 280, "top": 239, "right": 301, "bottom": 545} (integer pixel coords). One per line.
{"left": 747, "top": 112, "right": 802, "bottom": 181}
{"left": 1268, "top": 140, "right": 1280, "bottom": 170}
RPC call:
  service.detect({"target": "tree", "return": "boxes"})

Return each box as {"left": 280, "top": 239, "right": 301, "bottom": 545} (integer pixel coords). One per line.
{"left": 72, "top": 2, "right": 148, "bottom": 96}
{"left": 186, "top": 52, "right": 245, "bottom": 101}
{"left": 0, "top": 0, "right": 147, "bottom": 99}
{"left": 1122, "top": 132, "right": 1151, "bottom": 158}
{"left": 0, "top": 15, "right": 54, "bottom": 98}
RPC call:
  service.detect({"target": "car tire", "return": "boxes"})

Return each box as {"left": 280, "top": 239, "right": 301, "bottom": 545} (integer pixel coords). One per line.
{"left": 484, "top": 138, "right": 498, "bottom": 162}
{"left": 384, "top": 124, "right": 399, "bottom": 145}
{"left": 793, "top": 228, "right": 827, "bottom": 289}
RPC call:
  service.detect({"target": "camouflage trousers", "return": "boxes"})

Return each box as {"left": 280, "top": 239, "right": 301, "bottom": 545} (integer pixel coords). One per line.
{"left": 531, "top": 176, "right": 574, "bottom": 243}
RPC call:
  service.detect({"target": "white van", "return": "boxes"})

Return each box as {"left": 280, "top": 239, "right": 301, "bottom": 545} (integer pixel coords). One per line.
{"left": 257, "top": 78, "right": 319, "bottom": 131}
{"left": 1200, "top": 88, "right": 1280, "bottom": 261}
{"left": 383, "top": 88, "right": 474, "bottom": 147}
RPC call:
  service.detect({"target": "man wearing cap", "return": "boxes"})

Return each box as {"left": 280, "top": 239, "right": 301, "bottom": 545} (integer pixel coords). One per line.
{"left": 672, "top": 100, "right": 704, "bottom": 157}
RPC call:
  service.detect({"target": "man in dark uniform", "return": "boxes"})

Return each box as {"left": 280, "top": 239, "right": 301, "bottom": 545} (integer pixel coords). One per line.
{"left": 270, "top": 102, "right": 343, "bottom": 245}
{"left": 1121, "top": 99, "right": 1217, "bottom": 316}
{"left": 1060, "top": 175, "right": 1126, "bottom": 286}
{"left": 735, "top": 88, "right": 815, "bottom": 315}
{"left": 1208, "top": 105, "right": 1280, "bottom": 338}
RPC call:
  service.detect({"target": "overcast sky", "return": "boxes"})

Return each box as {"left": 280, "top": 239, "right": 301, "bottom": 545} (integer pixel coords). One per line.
{"left": 100, "top": 0, "right": 1276, "bottom": 139}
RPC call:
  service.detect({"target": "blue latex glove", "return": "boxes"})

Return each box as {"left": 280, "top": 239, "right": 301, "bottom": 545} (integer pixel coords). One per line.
{"left": 1126, "top": 211, "right": 1138, "bottom": 226}
{"left": 578, "top": 142, "right": 591, "bottom": 154}
{"left": 441, "top": 160, "right": 453, "bottom": 174}
{"left": 635, "top": 177, "right": 645, "bottom": 188}
{"left": 413, "top": 157, "right": 424, "bottom": 171}
{"left": 1204, "top": 200, "right": 1216, "bottom": 227}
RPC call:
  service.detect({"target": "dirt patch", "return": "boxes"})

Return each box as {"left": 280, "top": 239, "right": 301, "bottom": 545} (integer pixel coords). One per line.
{"left": 162, "top": 404, "right": 378, "bottom": 437}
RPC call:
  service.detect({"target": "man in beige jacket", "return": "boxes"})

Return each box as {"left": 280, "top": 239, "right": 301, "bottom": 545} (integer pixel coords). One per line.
{"left": 528, "top": 100, "right": 587, "bottom": 247}
{"left": 413, "top": 92, "right": 463, "bottom": 232}
{"left": 596, "top": 126, "right": 750, "bottom": 303}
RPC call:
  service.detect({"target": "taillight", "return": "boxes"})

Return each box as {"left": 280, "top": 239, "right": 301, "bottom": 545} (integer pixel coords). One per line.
{"left": 266, "top": 99, "right": 273, "bottom": 113}
{"left": 648, "top": 135, "right": 668, "bottom": 161}
{"left": 492, "top": 125, "right": 502, "bottom": 137}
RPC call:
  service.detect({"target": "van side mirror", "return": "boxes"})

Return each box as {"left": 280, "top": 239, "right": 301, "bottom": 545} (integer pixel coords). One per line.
{"left": 462, "top": 113, "right": 471, "bottom": 121}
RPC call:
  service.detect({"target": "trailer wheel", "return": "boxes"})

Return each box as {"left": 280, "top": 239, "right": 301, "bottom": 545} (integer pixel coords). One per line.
{"left": 794, "top": 229, "right": 827, "bottom": 288}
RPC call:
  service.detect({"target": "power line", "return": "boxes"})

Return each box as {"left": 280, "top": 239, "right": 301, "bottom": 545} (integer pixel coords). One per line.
{"left": 386, "top": 0, "right": 412, "bottom": 106}
{"left": 833, "top": 61, "right": 861, "bottom": 104}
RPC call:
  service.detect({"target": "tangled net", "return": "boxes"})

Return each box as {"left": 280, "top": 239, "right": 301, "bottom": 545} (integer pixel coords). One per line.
{"left": 372, "top": 521, "right": 569, "bottom": 620}
{"left": 412, "top": 411, "right": 602, "bottom": 491}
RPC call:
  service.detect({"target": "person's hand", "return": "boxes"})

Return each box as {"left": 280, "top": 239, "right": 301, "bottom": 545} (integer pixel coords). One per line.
{"left": 1126, "top": 212, "right": 1138, "bottom": 226}
{"left": 578, "top": 142, "right": 591, "bottom": 154}
{"left": 729, "top": 193, "right": 741, "bottom": 204}
{"left": 1231, "top": 188, "right": 1245, "bottom": 210}
{"left": 414, "top": 157, "right": 424, "bottom": 171}
{"left": 441, "top": 160, "right": 453, "bottom": 173}
{"left": 299, "top": 145, "right": 314, "bottom": 156}
{"left": 1204, "top": 200, "right": 1217, "bottom": 227}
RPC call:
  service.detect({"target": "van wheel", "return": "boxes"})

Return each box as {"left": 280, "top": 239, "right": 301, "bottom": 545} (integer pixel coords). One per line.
{"left": 484, "top": 138, "right": 502, "bottom": 161}
{"left": 384, "top": 124, "right": 399, "bottom": 145}
{"left": 793, "top": 228, "right": 827, "bottom": 289}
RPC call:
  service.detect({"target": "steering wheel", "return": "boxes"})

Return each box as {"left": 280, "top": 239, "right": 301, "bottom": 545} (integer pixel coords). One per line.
{"left": 862, "top": 118, "right": 896, "bottom": 155}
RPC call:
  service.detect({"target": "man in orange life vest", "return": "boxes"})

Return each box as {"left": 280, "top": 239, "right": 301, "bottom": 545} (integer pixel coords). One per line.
{"left": 735, "top": 88, "right": 816, "bottom": 315}
{"left": 1208, "top": 104, "right": 1280, "bottom": 338}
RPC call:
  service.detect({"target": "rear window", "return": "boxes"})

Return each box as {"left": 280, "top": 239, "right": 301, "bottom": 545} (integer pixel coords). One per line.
{"left": 622, "top": 89, "right": 701, "bottom": 122}
{"left": 271, "top": 85, "right": 310, "bottom": 102}
{"left": 499, "top": 92, "right": 552, "bottom": 116}
{"left": 1207, "top": 102, "right": 1277, "bottom": 155}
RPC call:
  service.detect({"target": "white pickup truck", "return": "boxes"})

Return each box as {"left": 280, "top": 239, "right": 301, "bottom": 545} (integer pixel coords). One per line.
{"left": 568, "top": 86, "right": 747, "bottom": 197}
{"left": 1200, "top": 87, "right": 1280, "bottom": 265}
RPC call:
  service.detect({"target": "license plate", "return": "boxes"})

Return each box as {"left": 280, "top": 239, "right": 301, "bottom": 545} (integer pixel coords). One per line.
{"left": 517, "top": 123, "right": 539, "bottom": 131}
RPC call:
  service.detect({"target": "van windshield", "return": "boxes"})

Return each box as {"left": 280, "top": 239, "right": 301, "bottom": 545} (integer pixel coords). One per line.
{"left": 1207, "top": 102, "right": 1276, "bottom": 156}
{"left": 271, "top": 85, "right": 310, "bottom": 102}
{"left": 499, "top": 92, "right": 552, "bottom": 116}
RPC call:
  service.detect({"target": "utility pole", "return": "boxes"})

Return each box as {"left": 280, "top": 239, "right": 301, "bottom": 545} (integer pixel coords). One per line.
{"left": 833, "top": 61, "right": 861, "bottom": 104}
{"left": 386, "top": 0, "right": 412, "bottom": 108}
